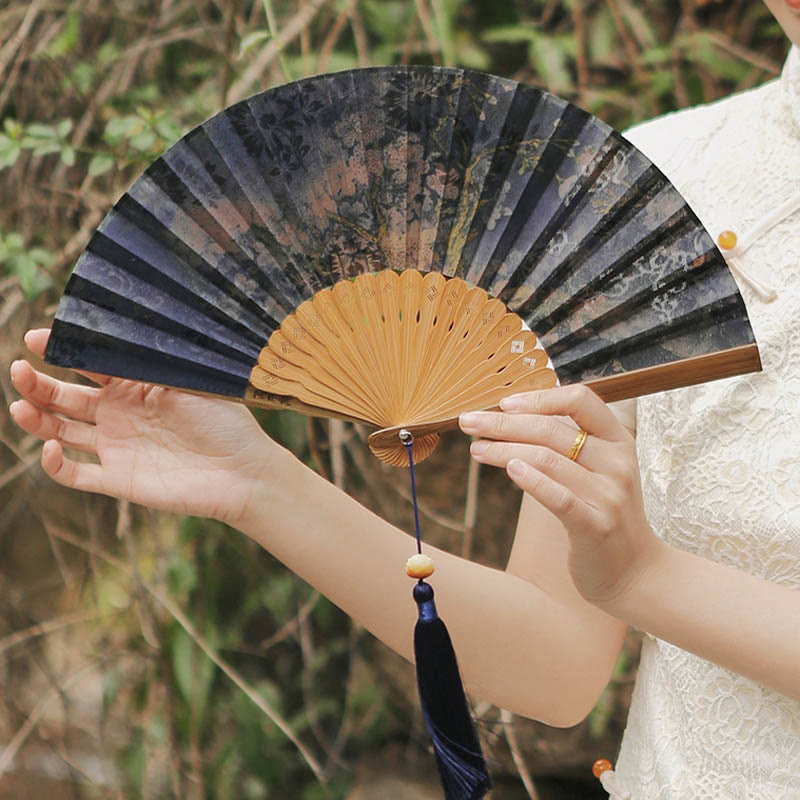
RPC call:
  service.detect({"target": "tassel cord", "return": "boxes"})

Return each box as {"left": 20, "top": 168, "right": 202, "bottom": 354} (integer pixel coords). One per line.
{"left": 401, "top": 430, "right": 423, "bottom": 556}
{"left": 398, "top": 428, "right": 491, "bottom": 800}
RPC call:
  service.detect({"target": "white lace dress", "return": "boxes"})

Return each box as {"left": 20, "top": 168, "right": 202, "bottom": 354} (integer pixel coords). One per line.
{"left": 601, "top": 45, "right": 800, "bottom": 799}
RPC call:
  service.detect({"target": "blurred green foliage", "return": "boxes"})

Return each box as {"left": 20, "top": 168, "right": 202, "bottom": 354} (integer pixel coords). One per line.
{"left": 0, "top": 1, "right": 790, "bottom": 797}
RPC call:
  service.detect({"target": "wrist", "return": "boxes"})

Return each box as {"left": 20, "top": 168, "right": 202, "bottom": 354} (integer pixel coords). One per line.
{"left": 218, "top": 435, "right": 298, "bottom": 531}
{"left": 595, "top": 533, "right": 675, "bottom": 622}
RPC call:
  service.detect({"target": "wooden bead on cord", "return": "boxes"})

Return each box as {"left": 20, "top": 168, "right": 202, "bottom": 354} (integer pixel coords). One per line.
{"left": 406, "top": 553, "right": 435, "bottom": 579}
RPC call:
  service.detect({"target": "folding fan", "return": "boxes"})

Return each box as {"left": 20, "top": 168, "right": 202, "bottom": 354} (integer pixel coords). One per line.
{"left": 44, "top": 66, "right": 760, "bottom": 468}
{"left": 43, "top": 66, "right": 761, "bottom": 800}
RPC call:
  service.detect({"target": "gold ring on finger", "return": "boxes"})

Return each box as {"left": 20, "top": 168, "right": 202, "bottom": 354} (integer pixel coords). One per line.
{"left": 566, "top": 429, "right": 588, "bottom": 462}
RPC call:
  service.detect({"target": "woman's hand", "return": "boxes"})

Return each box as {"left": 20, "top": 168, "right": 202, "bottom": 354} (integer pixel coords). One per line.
{"left": 9, "top": 329, "right": 279, "bottom": 528}
{"left": 459, "top": 385, "right": 665, "bottom": 612}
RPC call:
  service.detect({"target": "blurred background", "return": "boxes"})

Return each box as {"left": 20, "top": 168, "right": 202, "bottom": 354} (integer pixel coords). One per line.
{"left": 0, "top": 1, "right": 790, "bottom": 798}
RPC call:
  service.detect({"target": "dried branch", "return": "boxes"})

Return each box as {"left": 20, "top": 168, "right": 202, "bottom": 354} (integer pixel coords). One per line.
{"left": 0, "top": 450, "right": 39, "bottom": 491}
{"left": 49, "top": 208, "right": 104, "bottom": 275}
{"left": 346, "top": 431, "right": 469, "bottom": 536}
{"left": 0, "top": 657, "right": 105, "bottom": 777}
{"left": 256, "top": 588, "right": 319, "bottom": 651}
{"left": 461, "top": 455, "right": 479, "bottom": 558}
{"left": 228, "top": 0, "right": 330, "bottom": 103}
{"left": 430, "top": 0, "right": 454, "bottom": 66}
{"left": 704, "top": 30, "right": 782, "bottom": 74}
{"left": 299, "top": 0, "right": 313, "bottom": 75}
{"left": 0, "top": 0, "right": 44, "bottom": 80}
{"left": 322, "top": 619, "right": 359, "bottom": 776}
{"left": 298, "top": 593, "right": 333, "bottom": 754}
{"left": 414, "top": 0, "right": 441, "bottom": 64}
{"left": 318, "top": 4, "right": 350, "bottom": 73}
{"left": 500, "top": 708, "right": 541, "bottom": 800}
{"left": 0, "top": 285, "right": 24, "bottom": 330}
{"left": 119, "top": 500, "right": 161, "bottom": 649}
{"left": 329, "top": 419, "right": 346, "bottom": 490}
{"left": 44, "top": 523, "right": 326, "bottom": 784}
{"left": 606, "top": 0, "right": 645, "bottom": 84}
{"left": 572, "top": 0, "right": 589, "bottom": 100}
{"left": 0, "top": 608, "right": 111, "bottom": 655}
{"left": 306, "top": 417, "right": 330, "bottom": 480}
{"left": 349, "top": 0, "right": 370, "bottom": 67}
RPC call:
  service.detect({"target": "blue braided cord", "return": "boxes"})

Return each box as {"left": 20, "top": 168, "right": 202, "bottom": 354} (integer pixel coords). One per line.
{"left": 404, "top": 438, "right": 423, "bottom": 555}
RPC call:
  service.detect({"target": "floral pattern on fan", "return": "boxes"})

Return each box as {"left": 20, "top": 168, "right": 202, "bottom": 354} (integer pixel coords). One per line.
{"left": 45, "top": 66, "right": 759, "bottom": 448}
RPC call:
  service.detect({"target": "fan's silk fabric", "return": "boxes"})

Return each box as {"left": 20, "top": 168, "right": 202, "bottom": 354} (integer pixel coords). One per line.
{"left": 606, "top": 45, "right": 800, "bottom": 800}
{"left": 46, "top": 68, "right": 754, "bottom": 399}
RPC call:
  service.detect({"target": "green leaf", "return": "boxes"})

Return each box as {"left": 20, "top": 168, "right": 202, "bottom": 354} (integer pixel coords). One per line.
{"left": 3, "top": 119, "right": 21, "bottom": 137}
{"left": 528, "top": 34, "right": 573, "bottom": 94}
{"left": 588, "top": 687, "right": 612, "bottom": 738}
{"left": 0, "top": 141, "right": 21, "bottom": 169}
{"left": 453, "top": 33, "right": 490, "bottom": 70}
{"left": 154, "top": 117, "right": 181, "bottom": 144}
{"left": 361, "top": 0, "right": 413, "bottom": 43}
{"left": 171, "top": 627, "right": 216, "bottom": 724}
{"left": 104, "top": 115, "right": 144, "bottom": 144}
{"left": 88, "top": 153, "right": 114, "bottom": 176}
{"left": 8, "top": 252, "right": 53, "bottom": 301}
{"left": 45, "top": 11, "right": 80, "bottom": 58}
{"left": 618, "top": 0, "right": 656, "bottom": 48}
{"left": 166, "top": 556, "right": 197, "bottom": 595}
{"left": 68, "top": 62, "right": 95, "bottom": 93}
{"left": 5, "top": 232, "right": 23, "bottom": 251}
{"left": 31, "top": 141, "right": 63, "bottom": 157}
{"left": 102, "top": 667, "right": 122, "bottom": 719}
{"left": 56, "top": 118, "right": 73, "bottom": 138}
{"left": 647, "top": 70, "right": 675, "bottom": 98}
{"left": 129, "top": 130, "right": 156, "bottom": 152}
{"left": 639, "top": 46, "right": 672, "bottom": 66}
{"left": 128, "top": 84, "right": 160, "bottom": 104}
{"left": 28, "top": 247, "right": 53, "bottom": 267}
{"left": 97, "top": 40, "right": 121, "bottom": 67}
{"left": 239, "top": 30, "right": 272, "bottom": 56}
{"left": 26, "top": 122, "right": 57, "bottom": 139}
{"left": 482, "top": 24, "right": 537, "bottom": 44}
{"left": 60, "top": 145, "right": 76, "bottom": 166}
{"left": 587, "top": 7, "right": 618, "bottom": 64}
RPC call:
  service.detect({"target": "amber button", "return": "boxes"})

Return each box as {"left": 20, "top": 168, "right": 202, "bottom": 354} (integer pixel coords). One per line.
{"left": 592, "top": 758, "right": 614, "bottom": 778}
{"left": 717, "top": 230, "right": 738, "bottom": 250}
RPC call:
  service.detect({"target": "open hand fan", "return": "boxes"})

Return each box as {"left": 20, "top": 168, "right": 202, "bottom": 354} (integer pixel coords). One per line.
{"left": 45, "top": 66, "right": 760, "bottom": 467}
{"left": 44, "top": 66, "right": 761, "bottom": 800}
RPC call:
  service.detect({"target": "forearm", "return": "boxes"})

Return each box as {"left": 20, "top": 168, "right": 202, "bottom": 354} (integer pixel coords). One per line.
{"left": 607, "top": 537, "right": 800, "bottom": 701}
{"left": 236, "top": 442, "right": 624, "bottom": 726}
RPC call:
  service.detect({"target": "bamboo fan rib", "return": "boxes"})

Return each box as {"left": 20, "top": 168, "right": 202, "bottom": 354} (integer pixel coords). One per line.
{"left": 46, "top": 66, "right": 760, "bottom": 466}
{"left": 250, "top": 270, "right": 556, "bottom": 464}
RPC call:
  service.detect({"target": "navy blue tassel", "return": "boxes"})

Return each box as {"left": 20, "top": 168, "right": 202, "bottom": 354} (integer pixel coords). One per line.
{"left": 401, "top": 430, "right": 491, "bottom": 800}
{"left": 413, "top": 580, "right": 491, "bottom": 800}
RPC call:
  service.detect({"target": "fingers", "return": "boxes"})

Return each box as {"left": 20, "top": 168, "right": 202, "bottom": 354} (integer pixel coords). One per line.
{"left": 24, "top": 328, "right": 111, "bottom": 385}
{"left": 460, "top": 410, "right": 601, "bottom": 469}
{"left": 9, "top": 399, "right": 98, "bottom": 453}
{"left": 471, "top": 438, "right": 604, "bottom": 504}
{"left": 499, "top": 385, "right": 626, "bottom": 442}
{"left": 9, "top": 359, "right": 99, "bottom": 423}
{"left": 506, "top": 458, "right": 597, "bottom": 530}
{"left": 41, "top": 440, "right": 107, "bottom": 494}
{"left": 23, "top": 328, "right": 50, "bottom": 358}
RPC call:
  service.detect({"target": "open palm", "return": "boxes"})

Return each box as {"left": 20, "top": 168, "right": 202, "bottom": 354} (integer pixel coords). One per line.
{"left": 10, "top": 329, "right": 275, "bottom": 527}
